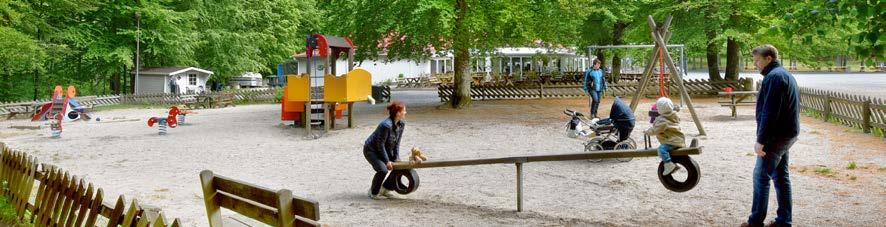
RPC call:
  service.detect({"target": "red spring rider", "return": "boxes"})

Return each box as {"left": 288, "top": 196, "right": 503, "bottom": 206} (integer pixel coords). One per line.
{"left": 147, "top": 106, "right": 180, "bottom": 135}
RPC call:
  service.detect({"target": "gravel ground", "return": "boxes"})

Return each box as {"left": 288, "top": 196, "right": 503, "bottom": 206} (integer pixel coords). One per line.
{"left": 0, "top": 90, "right": 883, "bottom": 226}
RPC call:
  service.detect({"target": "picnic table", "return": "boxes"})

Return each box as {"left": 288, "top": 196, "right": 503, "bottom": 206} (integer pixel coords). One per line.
{"left": 718, "top": 91, "right": 758, "bottom": 118}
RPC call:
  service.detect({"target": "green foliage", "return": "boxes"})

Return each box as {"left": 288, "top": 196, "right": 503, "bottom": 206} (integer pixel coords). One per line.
{"left": 847, "top": 161, "right": 857, "bottom": 170}
{"left": 0, "top": 195, "right": 30, "bottom": 226}
{"left": 0, "top": 0, "right": 316, "bottom": 102}
{"left": 0, "top": 0, "right": 880, "bottom": 103}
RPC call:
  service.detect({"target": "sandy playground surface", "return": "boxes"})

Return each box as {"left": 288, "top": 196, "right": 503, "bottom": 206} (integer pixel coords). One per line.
{"left": 0, "top": 90, "right": 884, "bottom": 226}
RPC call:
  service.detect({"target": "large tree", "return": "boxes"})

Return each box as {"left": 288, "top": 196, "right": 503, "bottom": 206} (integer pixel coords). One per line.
{"left": 320, "top": 0, "right": 578, "bottom": 109}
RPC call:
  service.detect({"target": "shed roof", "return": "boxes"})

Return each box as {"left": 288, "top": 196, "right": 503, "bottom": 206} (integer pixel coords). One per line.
{"left": 132, "top": 67, "right": 214, "bottom": 75}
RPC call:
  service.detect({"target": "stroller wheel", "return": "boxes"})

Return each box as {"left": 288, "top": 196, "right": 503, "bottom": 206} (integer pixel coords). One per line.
{"left": 614, "top": 140, "right": 635, "bottom": 162}
{"left": 584, "top": 139, "right": 605, "bottom": 162}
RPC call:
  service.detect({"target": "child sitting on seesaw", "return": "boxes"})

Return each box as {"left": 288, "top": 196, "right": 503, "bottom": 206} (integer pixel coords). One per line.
{"left": 645, "top": 97, "right": 686, "bottom": 175}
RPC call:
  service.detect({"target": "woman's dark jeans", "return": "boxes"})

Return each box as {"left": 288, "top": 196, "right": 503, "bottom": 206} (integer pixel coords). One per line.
{"left": 364, "top": 146, "right": 397, "bottom": 195}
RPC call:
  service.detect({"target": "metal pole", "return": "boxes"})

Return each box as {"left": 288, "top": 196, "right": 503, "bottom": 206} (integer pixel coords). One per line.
{"left": 516, "top": 163, "right": 523, "bottom": 212}
{"left": 679, "top": 46, "right": 686, "bottom": 107}
{"left": 134, "top": 13, "right": 141, "bottom": 94}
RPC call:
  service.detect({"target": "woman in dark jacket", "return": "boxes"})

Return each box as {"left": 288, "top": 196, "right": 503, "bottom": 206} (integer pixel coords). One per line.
{"left": 364, "top": 101, "right": 407, "bottom": 199}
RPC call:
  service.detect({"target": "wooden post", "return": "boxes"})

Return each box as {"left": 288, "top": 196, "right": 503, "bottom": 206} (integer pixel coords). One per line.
{"left": 515, "top": 162, "right": 523, "bottom": 212}
{"left": 329, "top": 104, "right": 336, "bottom": 130}
{"left": 731, "top": 94, "right": 737, "bottom": 118}
{"left": 630, "top": 17, "right": 672, "bottom": 112}
{"left": 347, "top": 102, "right": 354, "bottom": 128}
{"left": 824, "top": 93, "right": 831, "bottom": 122}
{"left": 647, "top": 15, "right": 706, "bottom": 136}
{"left": 862, "top": 100, "right": 872, "bottom": 133}
{"left": 200, "top": 170, "right": 223, "bottom": 227}
{"left": 324, "top": 103, "right": 331, "bottom": 133}
{"left": 538, "top": 83, "right": 544, "bottom": 99}
{"left": 277, "top": 189, "right": 295, "bottom": 227}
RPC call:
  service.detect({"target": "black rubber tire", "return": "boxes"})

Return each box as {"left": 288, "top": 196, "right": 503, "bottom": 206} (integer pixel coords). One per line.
{"left": 657, "top": 155, "right": 700, "bottom": 192}
{"left": 391, "top": 169, "right": 420, "bottom": 194}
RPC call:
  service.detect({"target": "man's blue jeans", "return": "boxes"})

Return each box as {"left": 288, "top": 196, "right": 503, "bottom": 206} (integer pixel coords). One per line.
{"left": 589, "top": 90, "right": 601, "bottom": 117}
{"left": 748, "top": 137, "right": 797, "bottom": 226}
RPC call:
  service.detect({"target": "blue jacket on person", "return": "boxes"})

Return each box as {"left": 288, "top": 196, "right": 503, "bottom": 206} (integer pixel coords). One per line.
{"left": 756, "top": 60, "right": 800, "bottom": 145}
{"left": 583, "top": 68, "right": 607, "bottom": 93}
{"left": 364, "top": 117, "right": 405, "bottom": 163}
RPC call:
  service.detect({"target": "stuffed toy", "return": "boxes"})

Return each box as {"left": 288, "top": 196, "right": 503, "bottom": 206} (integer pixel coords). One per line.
{"left": 410, "top": 147, "right": 428, "bottom": 164}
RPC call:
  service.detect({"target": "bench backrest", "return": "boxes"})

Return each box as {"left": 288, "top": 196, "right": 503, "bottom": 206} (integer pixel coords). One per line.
{"left": 200, "top": 170, "right": 320, "bottom": 227}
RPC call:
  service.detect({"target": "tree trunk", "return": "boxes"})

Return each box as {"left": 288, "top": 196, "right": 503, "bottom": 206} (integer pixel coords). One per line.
{"left": 111, "top": 70, "right": 121, "bottom": 94}
{"left": 704, "top": 5, "right": 722, "bottom": 81}
{"left": 129, "top": 66, "right": 135, "bottom": 94}
{"left": 122, "top": 66, "right": 127, "bottom": 94}
{"left": 610, "top": 22, "right": 627, "bottom": 83}
{"left": 725, "top": 37, "right": 740, "bottom": 81}
{"left": 449, "top": 0, "right": 471, "bottom": 108}
{"left": 594, "top": 49, "right": 605, "bottom": 67}
{"left": 33, "top": 69, "right": 39, "bottom": 100}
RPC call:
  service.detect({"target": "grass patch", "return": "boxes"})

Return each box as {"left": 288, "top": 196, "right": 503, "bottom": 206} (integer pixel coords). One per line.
{"left": 802, "top": 109, "right": 820, "bottom": 118}
{"left": 814, "top": 166, "right": 836, "bottom": 177}
{"left": 0, "top": 195, "right": 31, "bottom": 226}
{"left": 847, "top": 161, "right": 857, "bottom": 170}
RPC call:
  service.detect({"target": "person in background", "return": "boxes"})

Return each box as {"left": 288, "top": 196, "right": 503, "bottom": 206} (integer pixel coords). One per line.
{"left": 583, "top": 58, "right": 607, "bottom": 118}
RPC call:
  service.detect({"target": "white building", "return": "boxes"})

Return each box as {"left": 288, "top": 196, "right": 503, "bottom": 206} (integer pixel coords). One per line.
{"left": 133, "top": 67, "right": 213, "bottom": 94}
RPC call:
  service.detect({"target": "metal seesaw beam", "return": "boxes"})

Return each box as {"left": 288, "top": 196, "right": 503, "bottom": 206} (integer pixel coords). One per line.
{"left": 392, "top": 139, "right": 701, "bottom": 170}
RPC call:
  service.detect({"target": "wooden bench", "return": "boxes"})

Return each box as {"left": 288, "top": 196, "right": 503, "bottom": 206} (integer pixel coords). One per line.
{"left": 200, "top": 170, "right": 320, "bottom": 227}
{"left": 718, "top": 91, "right": 758, "bottom": 118}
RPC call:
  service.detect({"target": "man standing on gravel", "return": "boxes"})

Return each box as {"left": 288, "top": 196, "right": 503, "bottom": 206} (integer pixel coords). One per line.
{"left": 742, "top": 44, "right": 800, "bottom": 227}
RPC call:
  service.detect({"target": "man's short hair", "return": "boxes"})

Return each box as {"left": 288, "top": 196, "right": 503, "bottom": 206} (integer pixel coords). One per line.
{"left": 752, "top": 44, "right": 779, "bottom": 60}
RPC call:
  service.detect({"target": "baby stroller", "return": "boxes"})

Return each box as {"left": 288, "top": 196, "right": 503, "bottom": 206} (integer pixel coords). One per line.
{"left": 564, "top": 109, "right": 637, "bottom": 162}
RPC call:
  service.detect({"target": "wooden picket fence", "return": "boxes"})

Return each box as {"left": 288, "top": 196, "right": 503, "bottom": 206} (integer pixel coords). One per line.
{"left": 0, "top": 143, "right": 182, "bottom": 226}
{"left": 0, "top": 95, "right": 121, "bottom": 118}
{"left": 0, "top": 88, "right": 283, "bottom": 118}
{"left": 119, "top": 88, "right": 281, "bottom": 105}
{"left": 437, "top": 79, "right": 747, "bottom": 102}
{"left": 798, "top": 87, "right": 886, "bottom": 135}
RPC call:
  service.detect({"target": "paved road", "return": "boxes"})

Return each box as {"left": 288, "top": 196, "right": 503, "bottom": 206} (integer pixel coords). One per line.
{"left": 686, "top": 71, "right": 886, "bottom": 99}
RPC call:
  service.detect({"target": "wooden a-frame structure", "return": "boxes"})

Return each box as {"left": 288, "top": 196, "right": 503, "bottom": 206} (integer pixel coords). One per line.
{"left": 629, "top": 15, "right": 706, "bottom": 136}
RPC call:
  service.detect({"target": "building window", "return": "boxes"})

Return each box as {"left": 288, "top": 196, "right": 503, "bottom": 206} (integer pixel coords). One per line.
{"left": 189, "top": 74, "right": 197, "bottom": 85}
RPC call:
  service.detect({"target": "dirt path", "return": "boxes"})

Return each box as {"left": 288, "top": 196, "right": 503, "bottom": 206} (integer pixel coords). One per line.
{"left": 0, "top": 91, "right": 883, "bottom": 226}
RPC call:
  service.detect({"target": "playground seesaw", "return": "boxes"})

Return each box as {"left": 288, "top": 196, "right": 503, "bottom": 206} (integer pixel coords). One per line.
{"left": 390, "top": 138, "right": 703, "bottom": 212}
